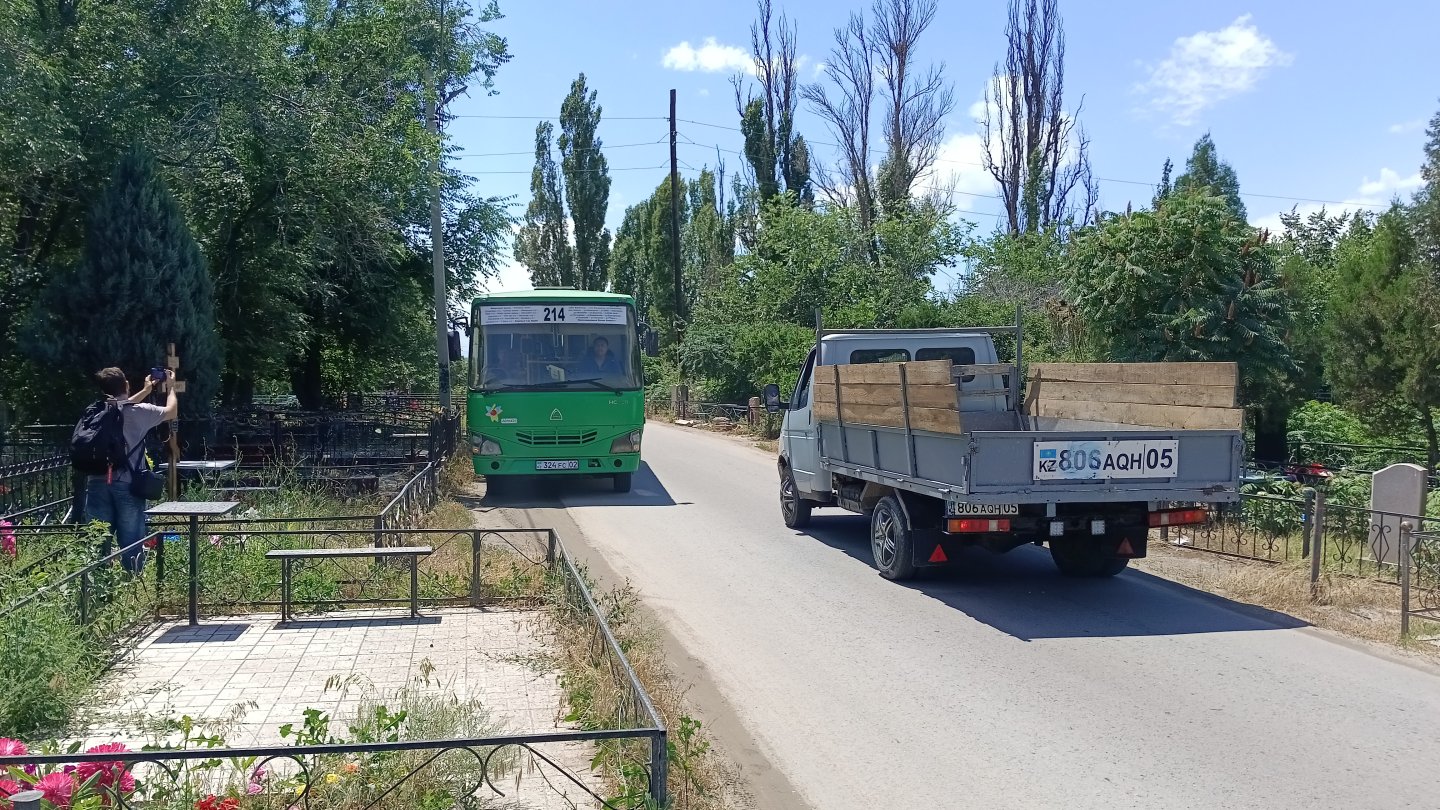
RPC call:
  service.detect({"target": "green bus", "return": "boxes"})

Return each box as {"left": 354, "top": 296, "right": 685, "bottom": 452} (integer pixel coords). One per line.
{"left": 466, "top": 288, "right": 654, "bottom": 492}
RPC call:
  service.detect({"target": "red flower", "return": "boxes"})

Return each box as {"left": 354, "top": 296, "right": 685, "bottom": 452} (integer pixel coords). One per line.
{"left": 0, "top": 739, "right": 26, "bottom": 757}
{"left": 35, "top": 773, "right": 73, "bottom": 808}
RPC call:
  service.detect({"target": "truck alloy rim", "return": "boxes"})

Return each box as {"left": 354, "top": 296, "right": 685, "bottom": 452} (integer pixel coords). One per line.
{"left": 781, "top": 476, "right": 798, "bottom": 521}
{"left": 872, "top": 507, "right": 898, "bottom": 568}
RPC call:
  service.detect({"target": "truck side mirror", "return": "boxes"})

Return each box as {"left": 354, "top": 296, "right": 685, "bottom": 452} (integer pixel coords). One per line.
{"left": 448, "top": 330, "right": 464, "bottom": 362}
{"left": 762, "top": 384, "right": 786, "bottom": 413}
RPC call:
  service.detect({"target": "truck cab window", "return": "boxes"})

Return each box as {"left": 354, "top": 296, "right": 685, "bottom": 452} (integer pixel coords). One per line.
{"left": 793, "top": 350, "right": 817, "bottom": 408}
{"left": 850, "top": 349, "right": 910, "bottom": 364}
{"left": 916, "top": 347, "right": 977, "bottom": 382}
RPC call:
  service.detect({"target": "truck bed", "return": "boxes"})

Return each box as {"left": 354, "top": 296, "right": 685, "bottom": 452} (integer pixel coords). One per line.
{"left": 814, "top": 360, "right": 1244, "bottom": 505}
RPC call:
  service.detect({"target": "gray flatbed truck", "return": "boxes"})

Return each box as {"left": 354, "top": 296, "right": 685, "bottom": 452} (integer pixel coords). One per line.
{"left": 762, "top": 316, "right": 1244, "bottom": 579}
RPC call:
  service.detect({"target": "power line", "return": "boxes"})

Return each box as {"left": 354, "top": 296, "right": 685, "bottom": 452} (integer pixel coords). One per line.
{"left": 449, "top": 113, "right": 667, "bottom": 121}
{"left": 453, "top": 137, "right": 667, "bottom": 158}
{"left": 459, "top": 162, "right": 669, "bottom": 175}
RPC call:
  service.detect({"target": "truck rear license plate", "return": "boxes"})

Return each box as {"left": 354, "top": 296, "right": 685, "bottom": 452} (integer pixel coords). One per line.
{"left": 950, "top": 502, "right": 1019, "bottom": 516}
{"left": 535, "top": 460, "right": 579, "bottom": 470}
{"left": 1033, "top": 440, "right": 1178, "bottom": 481}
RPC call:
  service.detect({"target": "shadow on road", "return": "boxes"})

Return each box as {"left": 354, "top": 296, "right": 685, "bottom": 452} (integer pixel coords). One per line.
{"left": 800, "top": 512, "right": 1309, "bottom": 642}
{"left": 471, "top": 462, "right": 688, "bottom": 509}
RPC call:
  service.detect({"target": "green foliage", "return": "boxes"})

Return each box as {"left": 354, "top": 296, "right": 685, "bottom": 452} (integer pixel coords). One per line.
{"left": 1324, "top": 207, "right": 1440, "bottom": 468}
{"left": 25, "top": 146, "right": 221, "bottom": 419}
{"left": 558, "top": 73, "right": 611, "bottom": 291}
{"left": 514, "top": 121, "right": 573, "bottom": 288}
{"left": 1065, "top": 188, "right": 1295, "bottom": 408}
{"left": 1174, "top": 133, "right": 1247, "bottom": 221}
{"left": 676, "top": 323, "right": 813, "bottom": 402}
{"left": 0, "top": 0, "right": 512, "bottom": 417}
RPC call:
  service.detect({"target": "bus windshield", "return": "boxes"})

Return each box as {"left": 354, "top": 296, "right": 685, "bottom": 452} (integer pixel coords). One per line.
{"left": 471, "top": 302, "right": 640, "bottom": 392}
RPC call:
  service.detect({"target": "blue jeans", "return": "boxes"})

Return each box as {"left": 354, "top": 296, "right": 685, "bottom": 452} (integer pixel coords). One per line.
{"left": 86, "top": 476, "right": 148, "bottom": 573}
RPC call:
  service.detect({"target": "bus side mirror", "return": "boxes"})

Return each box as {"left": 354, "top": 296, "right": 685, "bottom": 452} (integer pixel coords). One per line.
{"left": 448, "top": 330, "right": 464, "bottom": 362}
{"left": 762, "top": 384, "right": 786, "bottom": 413}
{"left": 644, "top": 332, "right": 659, "bottom": 358}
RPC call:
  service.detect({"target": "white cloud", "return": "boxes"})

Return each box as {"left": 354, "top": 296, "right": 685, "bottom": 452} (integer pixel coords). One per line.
{"left": 812, "top": 61, "right": 827, "bottom": 79}
{"left": 697, "top": 87, "right": 710, "bottom": 97}
{"left": 1357, "top": 167, "right": 1422, "bottom": 197}
{"left": 1389, "top": 118, "right": 1425, "bottom": 135}
{"left": 1136, "top": 15, "right": 1292, "bottom": 126}
{"left": 661, "top": 38, "right": 753, "bottom": 74}
{"left": 923, "top": 132, "right": 993, "bottom": 198}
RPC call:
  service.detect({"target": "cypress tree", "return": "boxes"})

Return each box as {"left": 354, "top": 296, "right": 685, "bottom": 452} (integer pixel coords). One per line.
{"left": 38, "top": 145, "right": 221, "bottom": 425}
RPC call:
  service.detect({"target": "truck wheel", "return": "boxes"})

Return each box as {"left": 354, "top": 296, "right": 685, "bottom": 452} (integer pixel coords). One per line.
{"left": 781, "top": 470, "right": 813, "bottom": 529}
{"left": 1049, "top": 538, "right": 1129, "bottom": 578}
{"left": 613, "top": 472, "right": 633, "bottom": 493}
{"left": 871, "top": 495, "right": 917, "bottom": 581}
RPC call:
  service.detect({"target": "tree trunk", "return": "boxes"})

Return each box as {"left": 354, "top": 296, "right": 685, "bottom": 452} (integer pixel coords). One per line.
{"left": 289, "top": 336, "right": 325, "bottom": 410}
{"left": 1251, "top": 403, "right": 1291, "bottom": 466}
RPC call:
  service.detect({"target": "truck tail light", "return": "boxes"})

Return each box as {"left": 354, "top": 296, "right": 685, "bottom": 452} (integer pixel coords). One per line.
{"left": 947, "top": 518, "right": 1011, "bottom": 533}
{"left": 1149, "top": 508, "right": 1209, "bottom": 527}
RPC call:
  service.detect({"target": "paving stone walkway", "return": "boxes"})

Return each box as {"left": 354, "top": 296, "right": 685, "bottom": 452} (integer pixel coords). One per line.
{"left": 78, "top": 607, "right": 604, "bottom": 809}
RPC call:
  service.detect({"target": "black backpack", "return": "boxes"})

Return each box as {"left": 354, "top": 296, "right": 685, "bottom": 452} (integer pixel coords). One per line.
{"left": 71, "top": 400, "right": 129, "bottom": 475}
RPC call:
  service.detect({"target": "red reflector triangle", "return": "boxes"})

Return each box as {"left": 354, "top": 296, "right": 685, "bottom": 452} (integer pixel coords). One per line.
{"left": 1117, "top": 538, "right": 1134, "bottom": 556}
{"left": 929, "top": 545, "right": 948, "bottom": 564}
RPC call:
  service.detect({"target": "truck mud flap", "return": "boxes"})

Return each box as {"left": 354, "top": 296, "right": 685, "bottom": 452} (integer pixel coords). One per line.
{"left": 912, "top": 531, "right": 958, "bottom": 568}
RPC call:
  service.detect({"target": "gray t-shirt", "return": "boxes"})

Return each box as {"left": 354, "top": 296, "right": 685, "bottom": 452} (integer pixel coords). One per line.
{"left": 98, "top": 401, "right": 166, "bottom": 483}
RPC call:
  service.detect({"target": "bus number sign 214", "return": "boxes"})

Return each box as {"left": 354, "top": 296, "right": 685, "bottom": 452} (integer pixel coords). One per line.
{"left": 543, "top": 306, "right": 566, "bottom": 322}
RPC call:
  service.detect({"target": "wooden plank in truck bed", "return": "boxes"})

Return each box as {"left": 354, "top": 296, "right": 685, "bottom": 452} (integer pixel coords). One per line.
{"left": 1028, "top": 395, "right": 1244, "bottom": 431}
{"left": 814, "top": 382, "right": 957, "bottom": 410}
{"left": 814, "top": 399, "right": 963, "bottom": 434}
{"left": 1026, "top": 379, "right": 1237, "bottom": 408}
{"left": 1028, "top": 362, "right": 1237, "bottom": 387}
{"left": 830, "top": 360, "right": 954, "bottom": 385}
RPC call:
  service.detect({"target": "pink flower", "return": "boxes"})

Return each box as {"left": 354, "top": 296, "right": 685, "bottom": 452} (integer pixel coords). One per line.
{"left": 0, "top": 779, "right": 24, "bottom": 797}
{"left": 0, "top": 522, "right": 14, "bottom": 559}
{"left": 78, "top": 743, "right": 133, "bottom": 795}
{"left": 0, "top": 739, "right": 26, "bottom": 757}
{"left": 35, "top": 773, "right": 73, "bottom": 808}
{"left": 246, "top": 782, "right": 262, "bottom": 795}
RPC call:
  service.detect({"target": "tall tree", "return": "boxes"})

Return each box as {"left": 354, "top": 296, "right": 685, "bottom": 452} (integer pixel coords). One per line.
{"left": 1325, "top": 208, "right": 1440, "bottom": 471}
{"left": 514, "top": 121, "right": 573, "bottom": 287}
{"left": 981, "top": 0, "right": 1097, "bottom": 234}
{"left": 558, "top": 73, "right": 611, "bottom": 291}
{"left": 1174, "top": 133, "right": 1247, "bottom": 221}
{"left": 1065, "top": 188, "right": 1296, "bottom": 458}
{"left": 734, "top": 0, "right": 811, "bottom": 204}
{"left": 24, "top": 146, "right": 221, "bottom": 421}
{"left": 804, "top": 0, "right": 955, "bottom": 227}
{"left": 871, "top": 0, "right": 955, "bottom": 215}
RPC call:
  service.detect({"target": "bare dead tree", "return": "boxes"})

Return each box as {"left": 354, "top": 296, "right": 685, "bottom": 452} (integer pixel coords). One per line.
{"left": 802, "top": 11, "right": 876, "bottom": 228}
{"left": 982, "top": 0, "right": 1097, "bottom": 234}
{"left": 732, "top": 0, "right": 810, "bottom": 202}
{"left": 802, "top": 0, "right": 954, "bottom": 228}
{"left": 871, "top": 0, "right": 954, "bottom": 214}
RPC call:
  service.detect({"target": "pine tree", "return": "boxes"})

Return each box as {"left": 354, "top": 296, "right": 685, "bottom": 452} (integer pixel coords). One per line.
{"left": 29, "top": 145, "right": 221, "bottom": 424}
{"left": 515, "top": 122, "right": 574, "bottom": 287}
{"left": 558, "top": 74, "right": 611, "bottom": 292}
{"left": 1174, "top": 133, "right": 1247, "bottom": 221}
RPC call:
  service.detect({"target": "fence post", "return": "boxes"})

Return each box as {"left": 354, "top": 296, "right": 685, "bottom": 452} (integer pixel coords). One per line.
{"left": 9, "top": 790, "right": 42, "bottom": 810}
{"left": 155, "top": 533, "right": 166, "bottom": 617}
{"left": 1310, "top": 491, "right": 1326, "bottom": 602}
{"left": 546, "top": 530, "right": 557, "bottom": 567}
{"left": 79, "top": 569, "right": 90, "bottom": 627}
{"left": 470, "top": 530, "right": 482, "bottom": 608}
{"left": 649, "top": 730, "right": 669, "bottom": 806}
{"left": 1400, "top": 521, "right": 1413, "bottom": 638}
{"left": 1301, "top": 487, "right": 1316, "bottom": 558}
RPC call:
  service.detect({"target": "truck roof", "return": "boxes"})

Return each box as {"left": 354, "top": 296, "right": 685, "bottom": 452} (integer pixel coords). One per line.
{"left": 820, "top": 330, "right": 995, "bottom": 343}
{"left": 474, "top": 289, "right": 636, "bottom": 305}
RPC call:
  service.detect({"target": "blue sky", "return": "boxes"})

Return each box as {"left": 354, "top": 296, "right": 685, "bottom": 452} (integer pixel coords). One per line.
{"left": 445, "top": 0, "right": 1440, "bottom": 292}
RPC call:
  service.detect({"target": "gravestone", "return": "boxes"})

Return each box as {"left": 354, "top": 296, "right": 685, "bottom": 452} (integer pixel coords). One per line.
{"left": 1369, "top": 463, "right": 1426, "bottom": 565}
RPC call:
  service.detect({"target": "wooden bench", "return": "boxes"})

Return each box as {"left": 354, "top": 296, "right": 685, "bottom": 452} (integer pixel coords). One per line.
{"left": 265, "top": 546, "right": 433, "bottom": 622}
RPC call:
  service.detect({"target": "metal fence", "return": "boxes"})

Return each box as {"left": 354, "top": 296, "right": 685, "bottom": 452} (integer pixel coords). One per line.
{"left": 0, "top": 530, "right": 667, "bottom": 807}
{"left": 1402, "top": 526, "right": 1440, "bottom": 636}
{"left": 0, "top": 455, "right": 74, "bottom": 523}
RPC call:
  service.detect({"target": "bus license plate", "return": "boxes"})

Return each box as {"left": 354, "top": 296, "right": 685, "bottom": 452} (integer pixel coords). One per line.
{"left": 950, "top": 502, "right": 1019, "bottom": 516}
{"left": 535, "top": 460, "right": 579, "bottom": 471}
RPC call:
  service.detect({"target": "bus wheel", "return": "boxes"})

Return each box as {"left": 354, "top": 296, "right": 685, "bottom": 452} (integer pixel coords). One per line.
{"left": 613, "top": 472, "right": 633, "bottom": 493}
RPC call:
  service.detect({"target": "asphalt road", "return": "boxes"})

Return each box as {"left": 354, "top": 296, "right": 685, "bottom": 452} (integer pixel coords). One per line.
{"left": 494, "top": 422, "right": 1440, "bottom": 810}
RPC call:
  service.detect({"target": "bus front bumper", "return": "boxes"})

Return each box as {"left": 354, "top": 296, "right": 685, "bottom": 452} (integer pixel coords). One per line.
{"left": 472, "top": 454, "right": 641, "bottom": 476}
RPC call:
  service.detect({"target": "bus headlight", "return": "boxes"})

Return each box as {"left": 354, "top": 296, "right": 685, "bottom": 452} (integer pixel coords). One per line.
{"left": 610, "top": 430, "right": 643, "bottom": 454}
{"left": 471, "top": 435, "right": 502, "bottom": 456}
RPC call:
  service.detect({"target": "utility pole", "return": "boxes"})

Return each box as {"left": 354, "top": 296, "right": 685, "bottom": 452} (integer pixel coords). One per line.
{"left": 668, "top": 88, "right": 682, "bottom": 342}
{"left": 429, "top": 91, "right": 451, "bottom": 412}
